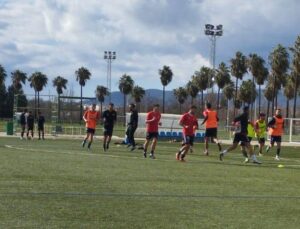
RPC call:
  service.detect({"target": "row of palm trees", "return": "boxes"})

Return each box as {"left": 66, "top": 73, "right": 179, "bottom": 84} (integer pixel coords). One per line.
{"left": 172, "top": 35, "right": 300, "bottom": 119}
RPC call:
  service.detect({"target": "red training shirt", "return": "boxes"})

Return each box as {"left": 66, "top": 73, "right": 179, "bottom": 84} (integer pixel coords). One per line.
{"left": 180, "top": 112, "right": 198, "bottom": 136}
{"left": 146, "top": 111, "right": 161, "bottom": 133}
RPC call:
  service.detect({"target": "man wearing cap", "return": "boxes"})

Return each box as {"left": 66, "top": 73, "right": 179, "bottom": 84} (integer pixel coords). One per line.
{"left": 220, "top": 106, "right": 261, "bottom": 164}
{"left": 266, "top": 108, "right": 284, "bottom": 160}
{"left": 255, "top": 113, "right": 267, "bottom": 156}
{"left": 102, "top": 103, "right": 117, "bottom": 151}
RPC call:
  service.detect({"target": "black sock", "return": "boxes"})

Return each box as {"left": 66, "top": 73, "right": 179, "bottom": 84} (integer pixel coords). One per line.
{"left": 277, "top": 148, "right": 280, "bottom": 156}
{"left": 88, "top": 142, "right": 92, "bottom": 149}
{"left": 103, "top": 143, "right": 106, "bottom": 149}
{"left": 150, "top": 150, "right": 154, "bottom": 155}
{"left": 181, "top": 153, "right": 186, "bottom": 159}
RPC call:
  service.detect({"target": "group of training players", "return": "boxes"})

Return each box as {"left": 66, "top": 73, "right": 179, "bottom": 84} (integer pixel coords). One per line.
{"left": 19, "top": 109, "right": 45, "bottom": 140}
{"left": 80, "top": 101, "right": 285, "bottom": 164}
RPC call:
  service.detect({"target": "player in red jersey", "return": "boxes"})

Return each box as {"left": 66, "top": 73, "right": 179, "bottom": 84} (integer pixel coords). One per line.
{"left": 143, "top": 104, "right": 162, "bottom": 159}
{"left": 176, "top": 105, "right": 198, "bottom": 162}
{"left": 82, "top": 104, "right": 100, "bottom": 150}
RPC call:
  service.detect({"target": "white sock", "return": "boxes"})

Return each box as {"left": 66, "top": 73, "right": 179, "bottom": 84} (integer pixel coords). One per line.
{"left": 223, "top": 149, "right": 228, "bottom": 154}
{"left": 251, "top": 154, "right": 257, "bottom": 161}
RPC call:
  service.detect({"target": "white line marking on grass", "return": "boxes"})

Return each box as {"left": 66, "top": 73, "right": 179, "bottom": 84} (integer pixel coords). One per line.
{"left": 4, "top": 145, "right": 300, "bottom": 168}
{"left": 1, "top": 191, "right": 300, "bottom": 200}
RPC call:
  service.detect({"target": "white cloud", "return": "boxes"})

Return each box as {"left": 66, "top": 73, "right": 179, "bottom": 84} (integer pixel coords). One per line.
{"left": 0, "top": 0, "right": 299, "bottom": 96}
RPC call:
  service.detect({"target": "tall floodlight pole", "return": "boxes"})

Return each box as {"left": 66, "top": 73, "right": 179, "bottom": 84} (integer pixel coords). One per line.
{"left": 104, "top": 51, "right": 117, "bottom": 102}
{"left": 204, "top": 24, "right": 223, "bottom": 87}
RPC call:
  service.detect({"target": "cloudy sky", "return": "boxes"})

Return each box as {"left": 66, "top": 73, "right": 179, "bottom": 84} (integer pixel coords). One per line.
{"left": 0, "top": 0, "right": 299, "bottom": 97}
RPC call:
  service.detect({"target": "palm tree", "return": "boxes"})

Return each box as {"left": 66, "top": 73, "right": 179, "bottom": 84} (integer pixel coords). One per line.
{"left": 11, "top": 70, "right": 27, "bottom": 92}
{"left": 290, "top": 35, "right": 300, "bottom": 118}
{"left": 230, "top": 51, "right": 248, "bottom": 115}
{"left": 75, "top": 67, "right": 91, "bottom": 121}
{"left": 0, "top": 64, "right": 6, "bottom": 85}
{"left": 173, "top": 87, "right": 188, "bottom": 113}
{"left": 131, "top": 85, "right": 145, "bottom": 111}
{"left": 186, "top": 78, "right": 199, "bottom": 105}
{"left": 159, "top": 65, "right": 173, "bottom": 113}
{"left": 264, "top": 84, "right": 274, "bottom": 118}
{"left": 0, "top": 65, "right": 7, "bottom": 117}
{"left": 223, "top": 81, "right": 235, "bottom": 126}
{"left": 215, "top": 62, "right": 231, "bottom": 110}
{"left": 247, "top": 54, "right": 268, "bottom": 115}
{"left": 53, "top": 76, "right": 68, "bottom": 122}
{"left": 283, "top": 76, "right": 295, "bottom": 118}
{"left": 269, "top": 44, "right": 289, "bottom": 114}
{"left": 95, "top": 85, "right": 109, "bottom": 114}
{"left": 238, "top": 80, "right": 257, "bottom": 106}
{"left": 28, "top": 72, "right": 48, "bottom": 117}
{"left": 118, "top": 74, "right": 134, "bottom": 125}
{"left": 194, "top": 66, "right": 212, "bottom": 111}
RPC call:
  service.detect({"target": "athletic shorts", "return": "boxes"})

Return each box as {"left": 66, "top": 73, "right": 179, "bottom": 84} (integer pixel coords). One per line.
{"left": 233, "top": 133, "right": 249, "bottom": 144}
{"left": 258, "top": 138, "right": 265, "bottom": 144}
{"left": 241, "top": 136, "right": 252, "bottom": 146}
{"left": 27, "top": 126, "right": 34, "bottom": 131}
{"left": 86, "top": 128, "right": 95, "bottom": 134}
{"left": 146, "top": 132, "right": 158, "bottom": 140}
{"left": 104, "top": 128, "right": 113, "bottom": 137}
{"left": 183, "top": 135, "right": 194, "bottom": 145}
{"left": 270, "top": 135, "right": 281, "bottom": 144}
{"left": 205, "top": 128, "right": 217, "bottom": 138}
{"left": 38, "top": 126, "right": 44, "bottom": 131}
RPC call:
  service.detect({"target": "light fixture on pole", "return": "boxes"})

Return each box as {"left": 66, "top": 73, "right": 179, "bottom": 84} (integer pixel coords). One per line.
{"left": 204, "top": 24, "right": 223, "bottom": 80}
{"left": 104, "top": 51, "right": 117, "bottom": 102}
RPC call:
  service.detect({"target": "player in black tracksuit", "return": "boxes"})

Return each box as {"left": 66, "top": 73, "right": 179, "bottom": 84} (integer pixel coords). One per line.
{"left": 37, "top": 111, "right": 45, "bottom": 140}
{"left": 102, "top": 103, "right": 117, "bottom": 151}
{"left": 20, "top": 109, "right": 27, "bottom": 139}
{"left": 26, "top": 111, "right": 34, "bottom": 139}
{"left": 126, "top": 104, "right": 138, "bottom": 151}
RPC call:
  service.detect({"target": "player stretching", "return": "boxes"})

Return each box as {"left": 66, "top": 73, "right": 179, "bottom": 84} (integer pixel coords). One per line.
{"left": 255, "top": 113, "right": 267, "bottom": 156}
{"left": 176, "top": 105, "right": 198, "bottom": 162}
{"left": 201, "top": 102, "right": 222, "bottom": 155}
{"left": 82, "top": 104, "right": 100, "bottom": 150}
{"left": 143, "top": 104, "right": 161, "bottom": 159}
{"left": 219, "top": 106, "right": 261, "bottom": 164}
{"left": 102, "top": 103, "right": 117, "bottom": 151}
{"left": 266, "top": 108, "right": 284, "bottom": 160}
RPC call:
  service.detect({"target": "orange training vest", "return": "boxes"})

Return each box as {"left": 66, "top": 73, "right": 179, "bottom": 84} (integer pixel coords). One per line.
{"left": 269, "top": 116, "right": 284, "bottom": 136}
{"left": 205, "top": 109, "right": 218, "bottom": 129}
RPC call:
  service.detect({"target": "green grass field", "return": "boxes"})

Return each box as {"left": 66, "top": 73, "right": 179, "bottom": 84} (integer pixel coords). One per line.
{"left": 0, "top": 137, "right": 300, "bottom": 228}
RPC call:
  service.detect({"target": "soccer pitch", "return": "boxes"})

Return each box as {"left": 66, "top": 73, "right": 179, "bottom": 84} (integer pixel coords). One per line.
{"left": 0, "top": 137, "right": 300, "bottom": 228}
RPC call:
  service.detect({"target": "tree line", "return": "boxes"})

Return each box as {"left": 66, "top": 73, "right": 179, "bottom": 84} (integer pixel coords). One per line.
{"left": 0, "top": 35, "right": 299, "bottom": 121}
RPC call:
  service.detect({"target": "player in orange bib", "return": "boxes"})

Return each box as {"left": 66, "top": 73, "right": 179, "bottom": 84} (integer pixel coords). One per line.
{"left": 143, "top": 104, "right": 162, "bottom": 159}
{"left": 266, "top": 108, "right": 284, "bottom": 160}
{"left": 82, "top": 104, "right": 100, "bottom": 150}
{"left": 201, "top": 102, "right": 222, "bottom": 155}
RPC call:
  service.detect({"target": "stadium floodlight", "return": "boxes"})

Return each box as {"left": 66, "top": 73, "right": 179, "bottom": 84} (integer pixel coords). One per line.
{"left": 215, "top": 31, "right": 223, "bottom": 36}
{"left": 216, "top": 24, "right": 223, "bottom": 30}
{"left": 204, "top": 23, "right": 224, "bottom": 108}
{"left": 104, "top": 50, "right": 117, "bottom": 102}
{"left": 205, "top": 24, "right": 214, "bottom": 30}
{"left": 205, "top": 30, "right": 215, "bottom": 36}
